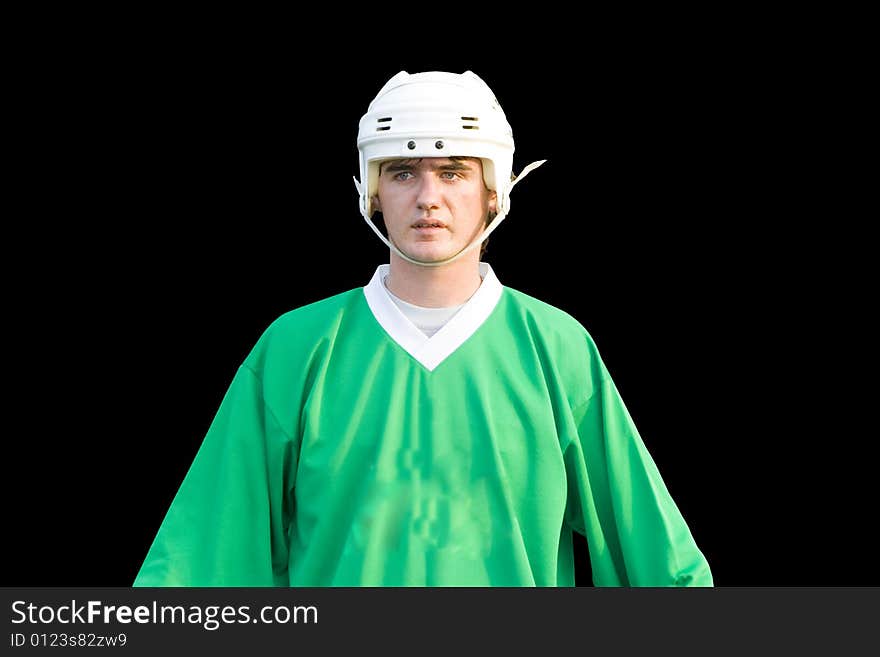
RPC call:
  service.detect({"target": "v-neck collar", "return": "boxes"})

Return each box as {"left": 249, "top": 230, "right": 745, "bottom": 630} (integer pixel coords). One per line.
{"left": 362, "top": 262, "right": 504, "bottom": 372}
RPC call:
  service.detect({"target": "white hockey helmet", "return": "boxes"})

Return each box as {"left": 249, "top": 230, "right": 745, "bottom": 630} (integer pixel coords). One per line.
{"left": 353, "top": 70, "right": 545, "bottom": 267}
{"left": 357, "top": 70, "right": 515, "bottom": 217}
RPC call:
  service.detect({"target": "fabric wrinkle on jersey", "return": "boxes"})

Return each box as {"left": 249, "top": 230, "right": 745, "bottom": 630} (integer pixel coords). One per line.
{"left": 133, "top": 262, "right": 713, "bottom": 587}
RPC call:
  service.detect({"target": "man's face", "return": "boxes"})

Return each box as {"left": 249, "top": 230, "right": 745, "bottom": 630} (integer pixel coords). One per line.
{"left": 373, "top": 157, "right": 498, "bottom": 263}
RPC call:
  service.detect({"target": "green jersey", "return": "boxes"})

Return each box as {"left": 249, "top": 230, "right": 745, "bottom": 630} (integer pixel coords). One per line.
{"left": 134, "top": 263, "right": 712, "bottom": 586}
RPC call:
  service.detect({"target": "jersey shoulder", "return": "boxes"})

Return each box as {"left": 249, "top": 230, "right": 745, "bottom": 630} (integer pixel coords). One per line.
{"left": 500, "top": 284, "right": 608, "bottom": 395}
{"left": 272, "top": 287, "right": 362, "bottom": 331}
{"left": 502, "top": 285, "right": 593, "bottom": 344}
{"left": 244, "top": 286, "right": 364, "bottom": 372}
{"left": 502, "top": 284, "right": 608, "bottom": 370}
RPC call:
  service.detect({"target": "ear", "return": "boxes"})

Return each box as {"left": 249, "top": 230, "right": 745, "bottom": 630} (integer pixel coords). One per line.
{"left": 488, "top": 190, "right": 498, "bottom": 214}
{"left": 371, "top": 195, "right": 382, "bottom": 213}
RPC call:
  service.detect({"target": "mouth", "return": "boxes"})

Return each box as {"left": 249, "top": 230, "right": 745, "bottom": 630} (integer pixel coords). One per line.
{"left": 411, "top": 220, "right": 448, "bottom": 230}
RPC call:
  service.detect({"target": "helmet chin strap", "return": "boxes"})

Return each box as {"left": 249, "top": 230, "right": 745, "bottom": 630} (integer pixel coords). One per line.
{"left": 353, "top": 159, "right": 546, "bottom": 268}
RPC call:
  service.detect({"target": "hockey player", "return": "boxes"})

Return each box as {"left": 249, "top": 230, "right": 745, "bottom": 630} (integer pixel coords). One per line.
{"left": 134, "top": 71, "right": 712, "bottom": 587}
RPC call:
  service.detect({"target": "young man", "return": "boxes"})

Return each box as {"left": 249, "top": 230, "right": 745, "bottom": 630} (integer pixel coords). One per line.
{"left": 134, "top": 71, "right": 712, "bottom": 587}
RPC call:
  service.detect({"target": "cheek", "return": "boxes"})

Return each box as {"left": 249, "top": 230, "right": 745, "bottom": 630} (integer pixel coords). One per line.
{"left": 375, "top": 188, "right": 396, "bottom": 214}
{"left": 377, "top": 191, "right": 411, "bottom": 228}
{"left": 379, "top": 185, "right": 413, "bottom": 209}
{"left": 465, "top": 188, "right": 492, "bottom": 213}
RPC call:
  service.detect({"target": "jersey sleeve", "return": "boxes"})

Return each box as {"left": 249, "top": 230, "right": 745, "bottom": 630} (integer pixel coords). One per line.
{"left": 133, "top": 363, "right": 297, "bottom": 586}
{"left": 563, "top": 358, "right": 713, "bottom": 587}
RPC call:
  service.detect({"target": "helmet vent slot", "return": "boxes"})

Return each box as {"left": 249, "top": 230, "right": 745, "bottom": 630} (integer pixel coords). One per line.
{"left": 376, "top": 117, "right": 392, "bottom": 131}
{"left": 462, "top": 116, "right": 479, "bottom": 130}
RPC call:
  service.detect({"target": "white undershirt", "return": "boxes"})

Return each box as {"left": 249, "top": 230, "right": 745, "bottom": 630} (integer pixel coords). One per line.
{"left": 382, "top": 275, "right": 473, "bottom": 338}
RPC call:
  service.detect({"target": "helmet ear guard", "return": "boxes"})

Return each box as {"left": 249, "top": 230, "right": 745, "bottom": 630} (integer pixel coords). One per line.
{"left": 354, "top": 71, "right": 544, "bottom": 267}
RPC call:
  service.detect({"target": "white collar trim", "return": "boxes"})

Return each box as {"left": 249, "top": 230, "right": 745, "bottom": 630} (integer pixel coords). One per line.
{"left": 362, "top": 262, "right": 503, "bottom": 372}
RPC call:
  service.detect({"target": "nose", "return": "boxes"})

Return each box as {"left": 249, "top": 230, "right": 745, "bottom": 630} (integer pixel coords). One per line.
{"left": 415, "top": 173, "right": 442, "bottom": 212}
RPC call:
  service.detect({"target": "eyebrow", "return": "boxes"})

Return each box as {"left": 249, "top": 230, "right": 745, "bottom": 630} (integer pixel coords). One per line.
{"left": 382, "top": 158, "right": 476, "bottom": 174}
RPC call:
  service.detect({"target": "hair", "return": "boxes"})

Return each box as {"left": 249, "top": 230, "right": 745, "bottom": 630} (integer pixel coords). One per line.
{"left": 479, "top": 210, "right": 496, "bottom": 258}
{"left": 480, "top": 169, "right": 515, "bottom": 259}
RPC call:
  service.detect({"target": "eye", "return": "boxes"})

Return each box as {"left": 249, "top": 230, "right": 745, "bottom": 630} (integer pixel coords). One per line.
{"left": 440, "top": 171, "right": 460, "bottom": 180}
{"left": 394, "top": 171, "right": 413, "bottom": 181}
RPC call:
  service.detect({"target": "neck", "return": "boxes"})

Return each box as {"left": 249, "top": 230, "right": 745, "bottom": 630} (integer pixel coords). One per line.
{"left": 385, "top": 251, "right": 483, "bottom": 307}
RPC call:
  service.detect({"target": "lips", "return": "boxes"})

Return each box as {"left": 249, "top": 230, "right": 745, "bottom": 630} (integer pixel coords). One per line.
{"left": 412, "top": 220, "right": 447, "bottom": 229}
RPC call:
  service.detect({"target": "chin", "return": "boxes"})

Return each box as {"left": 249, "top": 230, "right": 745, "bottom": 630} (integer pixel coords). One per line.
{"left": 403, "top": 248, "right": 453, "bottom": 263}
{"left": 405, "top": 241, "right": 447, "bottom": 255}
{"left": 412, "top": 254, "right": 450, "bottom": 263}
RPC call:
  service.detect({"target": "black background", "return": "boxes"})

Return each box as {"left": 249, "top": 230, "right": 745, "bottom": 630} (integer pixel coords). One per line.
{"left": 4, "top": 16, "right": 872, "bottom": 587}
